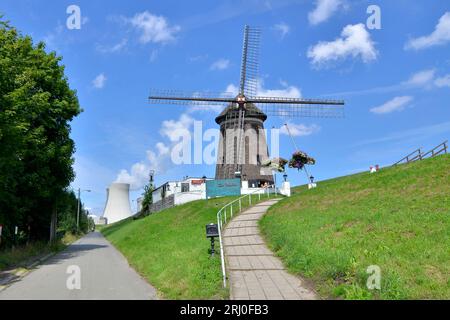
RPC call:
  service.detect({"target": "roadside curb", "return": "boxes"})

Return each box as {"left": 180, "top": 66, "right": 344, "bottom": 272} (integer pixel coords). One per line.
{"left": 0, "top": 251, "right": 57, "bottom": 293}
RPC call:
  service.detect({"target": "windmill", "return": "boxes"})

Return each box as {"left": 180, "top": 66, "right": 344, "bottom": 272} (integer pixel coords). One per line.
{"left": 149, "top": 25, "right": 344, "bottom": 187}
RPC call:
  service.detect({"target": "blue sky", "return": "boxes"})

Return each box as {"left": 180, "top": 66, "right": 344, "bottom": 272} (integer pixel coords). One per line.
{"left": 1, "top": 0, "right": 449, "bottom": 215}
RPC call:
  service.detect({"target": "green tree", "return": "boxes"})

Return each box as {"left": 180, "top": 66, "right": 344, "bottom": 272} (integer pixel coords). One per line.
{"left": 57, "top": 189, "right": 90, "bottom": 235}
{"left": 141, "top": 184, "right": 154, "bottom": 215}
{"left": 0, "top": 18, "right": 81, "bottom": 244}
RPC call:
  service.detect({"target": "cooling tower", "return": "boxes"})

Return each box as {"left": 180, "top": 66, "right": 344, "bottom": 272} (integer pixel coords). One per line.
{"left": 102, "top": 183, "right": 133, "bottom": 224}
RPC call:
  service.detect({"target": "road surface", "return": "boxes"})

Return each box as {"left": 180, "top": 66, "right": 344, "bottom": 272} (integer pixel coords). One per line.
{"left": 0, "top": 231, "right": 158, "bottom": 300}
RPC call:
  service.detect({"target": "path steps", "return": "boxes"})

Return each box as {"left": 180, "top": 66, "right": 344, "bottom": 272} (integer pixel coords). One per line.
{"left": 223, "top": 199, "right": 317, "bottom": 300}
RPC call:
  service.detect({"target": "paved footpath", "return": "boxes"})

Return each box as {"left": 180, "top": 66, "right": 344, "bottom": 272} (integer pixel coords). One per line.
{"left": 223, "top": 199, "right": 317, "bottom": 300}
{"left": 0, "top": 231, "right": 158, "bottom": 300}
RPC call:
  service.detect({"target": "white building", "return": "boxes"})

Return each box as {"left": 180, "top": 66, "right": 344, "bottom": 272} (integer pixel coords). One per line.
{"left": 151, "top": 177, "right": 213, "bottom": 212}
{"left": 149, "top": 176, "right": 289, "bottom": 213}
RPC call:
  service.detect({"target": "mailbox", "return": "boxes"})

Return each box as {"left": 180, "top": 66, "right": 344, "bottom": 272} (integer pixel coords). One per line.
{"left": 206, "top": 223, "right": 219, "bottom": 238}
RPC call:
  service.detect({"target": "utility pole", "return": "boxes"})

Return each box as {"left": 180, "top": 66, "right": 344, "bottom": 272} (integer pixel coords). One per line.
{"left": 77, "top": 188, "right": 80, "bottom": 231}
{"left": 77, "top": 188, "right": 91, "bottom": 232}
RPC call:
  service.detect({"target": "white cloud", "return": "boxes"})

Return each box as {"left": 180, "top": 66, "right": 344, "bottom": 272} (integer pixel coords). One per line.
{"left": 405, "top": 12, "right": 450, "bottom": 50}
{"left": 115, "top": 114, "right": 196, "bottom": 189}
{"left": 96, "top": 38, "right": 128, "bottom": 53}
{"left": 273, "top": 22, "right": 290, "bottom": 39}
{"left": 370, "top": 96, "right": 414, "bottom": 115}
{"left": 435, "top": 74, "right": 450, "bottom": 88}
{"left": 403, "top": 69, "right": 436, "bottom": 87}
{"left": 92, "top": 73, "right": 107, "bottom": 89}
{"left": 280, "top": 123, "right": 321, "bottom": 137}
{"left": 188, "top": 54, "right": 209, "bottom": 62}
{"left": 225, "top": 84, "right": 239, "bottom": 96}
{"left": 188, "top": 81, "right": 302, "bottom": 114}
{"left": 323, "top": 68, "right": 449, "bottom": 96}
{"left": 307, "top": 23, "right": 377, "bottom": 65}
{"left": 116, "top": 162, "right": 150, "bottom": 190}
{"left": 187, "top": 84, "right": 238, "bottom": 114}
{"left": 156, "top": 142, "right": 170, "bottom": 155}
{"left": 210, "top": 58, "right": 230, "bottom": 71}
{"left": 129, "top": 11, "right": 180, "bottom": 44}
{"left": 308, "top": 0, "right": 343, "bottom": 26}
{"left": 403, "top": 69, "right": 450, "bottom": 89}
{"left": 159, "top": 114, "right": 195, "bottom": 142}
{"left": 257, "top": 80, "right": 302, "bottom": 98}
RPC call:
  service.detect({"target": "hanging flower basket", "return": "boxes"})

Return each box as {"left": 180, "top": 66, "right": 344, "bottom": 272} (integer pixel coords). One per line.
{"left": 288, "top": 151, "right": 315, "bottom": 170}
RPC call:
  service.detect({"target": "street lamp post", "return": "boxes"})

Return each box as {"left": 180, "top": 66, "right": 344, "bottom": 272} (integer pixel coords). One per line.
{"left": 77, "top": 188, "right": 91, "bottom": 232}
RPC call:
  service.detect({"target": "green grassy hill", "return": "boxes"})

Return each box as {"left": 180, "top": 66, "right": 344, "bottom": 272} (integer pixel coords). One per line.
{"left": 101, "top": 198, "right": 229, "bottom": 299}
{"left": 101, "top": 194, "right": 277, "bottom": 299}
{"left": 260, "top": 154, "right": 450, "bottom": 299}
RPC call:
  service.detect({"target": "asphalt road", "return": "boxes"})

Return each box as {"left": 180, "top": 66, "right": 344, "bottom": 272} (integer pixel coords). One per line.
{"left": 0, "top": 231, "right": 158, "bottom": 300}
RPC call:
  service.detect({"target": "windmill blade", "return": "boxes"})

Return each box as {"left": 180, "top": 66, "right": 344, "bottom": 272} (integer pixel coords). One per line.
{"left": 149, "top": 89, "right": 236, "bottom": 106}
{"left": 247, "top": 96, "right": 345, "bottom": 105}
{"left": 239, "top": 25, "right": 261, "bottom": 97}
{"left": 245, "top": 96, "right": 344, "bottom": 118}
{"left": 254, "top": 103, "right": 344, "bottom": 118}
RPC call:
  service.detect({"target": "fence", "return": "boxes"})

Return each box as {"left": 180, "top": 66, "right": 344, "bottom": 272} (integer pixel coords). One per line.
{"left": 149, "top": 194, "right": 175, "bottom": 213}
{"left": 393, "top": 141, "right": 448, "bottom": 166}
{"left": 217, "top": 185, "right": 280, "bottom": 288}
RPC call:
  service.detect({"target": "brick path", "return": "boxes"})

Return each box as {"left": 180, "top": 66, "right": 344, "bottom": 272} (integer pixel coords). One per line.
{"left": 223, "top": 199, "right": 317, "bottom": 300}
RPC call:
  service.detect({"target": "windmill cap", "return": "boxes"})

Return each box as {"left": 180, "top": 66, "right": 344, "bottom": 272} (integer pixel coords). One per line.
{"left": 215, "top": 102, "right": 267, "bottom": 124}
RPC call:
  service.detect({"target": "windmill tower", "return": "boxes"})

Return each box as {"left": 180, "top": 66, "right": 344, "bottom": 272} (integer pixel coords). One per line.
{"left": 149, "top": 26, "right": 344, "bottom": 186}
{"left": 214, "top": 100, "right": 273, "bottom": 185}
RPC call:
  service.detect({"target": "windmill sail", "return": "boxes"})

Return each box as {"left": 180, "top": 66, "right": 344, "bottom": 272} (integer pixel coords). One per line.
{"left": 247, "top": 96, "right": 345, "bottom": 118}
{"left": 239, "top": 25, "right": 260, "bottom": 97}
{"left": 148, "top": 89, "right": 234, "bottom": 106}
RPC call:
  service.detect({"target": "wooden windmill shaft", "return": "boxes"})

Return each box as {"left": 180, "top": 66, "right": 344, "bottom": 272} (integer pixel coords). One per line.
{"left": 149, "top": 25, "right": 345, "bottom": 185}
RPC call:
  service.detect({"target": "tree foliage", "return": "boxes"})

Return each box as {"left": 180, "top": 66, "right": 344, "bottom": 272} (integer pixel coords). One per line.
{"left": 0, "top": 18, "right": 82, "bottom": 245}
{"left": 141, "top": 184, "right": 154, "bottom": 214}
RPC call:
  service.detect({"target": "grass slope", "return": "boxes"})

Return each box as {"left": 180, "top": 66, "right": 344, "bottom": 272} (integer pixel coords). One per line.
{"left": 260, "top": 154, "right": 450, "bottom": 299}
{"left": 0, "top": 233, "right": 80, "bottom": 271}
{"left": 101, "top": 194, "right": 277, "bottom": 299}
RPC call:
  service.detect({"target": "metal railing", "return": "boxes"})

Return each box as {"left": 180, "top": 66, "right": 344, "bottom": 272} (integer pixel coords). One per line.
{"left": 393, "top": 148, "right": 423, "bottom": 165}
{"left": 217, "top": 185, "right": 280, "bottom": 288}
{"left": 421, "top": 140, "right": 447, "bottom": 159}
{"left": 393, "top": 140, "right": 448, "bottom": 166}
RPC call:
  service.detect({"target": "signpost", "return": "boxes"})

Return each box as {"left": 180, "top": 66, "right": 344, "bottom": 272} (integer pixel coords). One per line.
{"left": 206, "top": 223, "right": 219, "bottom": 257}
{"left": 206, "top": 178, "right": 241, "bottom": 198}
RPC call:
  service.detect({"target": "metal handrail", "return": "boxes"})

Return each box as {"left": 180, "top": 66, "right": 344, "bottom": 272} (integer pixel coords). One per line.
{"left": 421, "top": 140, "right": 448, "bottom": 159}
{"left": 217, "top": 185, "right": 279, "bottom": 288}
{"left": 393, "top": 140, "right": 448, "bottom": 166}
{"left": 393, "top": 148, "right": 422, "bottom": 165}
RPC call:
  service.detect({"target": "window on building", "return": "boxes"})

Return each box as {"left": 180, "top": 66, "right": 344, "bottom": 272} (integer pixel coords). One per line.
{"left": 181, "top": 183, "right": 189, "bottom": 193}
